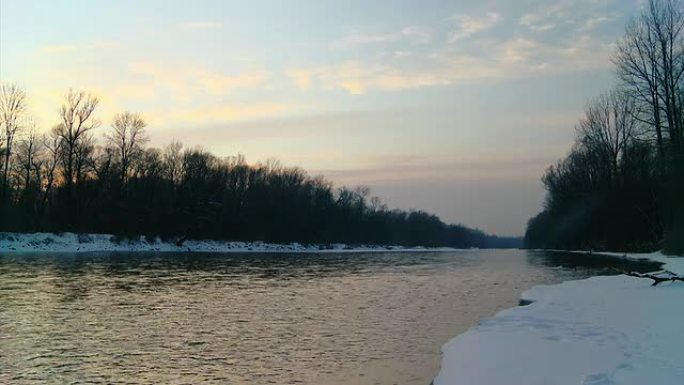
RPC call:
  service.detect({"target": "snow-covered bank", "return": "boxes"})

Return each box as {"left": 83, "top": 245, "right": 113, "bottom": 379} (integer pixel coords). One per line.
{"left": 434, "top": 251, "right": 684, "bottom": 385}
{"left": 0, "top": 232, "right": 454, "bottom": 253}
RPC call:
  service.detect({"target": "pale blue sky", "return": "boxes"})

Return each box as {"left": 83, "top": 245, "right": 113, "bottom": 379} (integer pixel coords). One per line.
{"left": 0, "top": 0, "right": 642, "bottom": 235}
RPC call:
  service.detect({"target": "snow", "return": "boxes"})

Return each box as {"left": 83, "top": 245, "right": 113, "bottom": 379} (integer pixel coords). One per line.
{"left": 433, "top": 251, "right": 684, "bottom": 385}
{"left": 0, "top": 232, "right": 453, "bottom": 253}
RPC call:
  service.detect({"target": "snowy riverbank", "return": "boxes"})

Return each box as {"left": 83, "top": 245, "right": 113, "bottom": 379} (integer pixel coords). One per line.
{"left": 0, "top": 232, "right": 453, "bottom": 253}
{"left": 433, "top": 251, "right": 684, "bottom": 385}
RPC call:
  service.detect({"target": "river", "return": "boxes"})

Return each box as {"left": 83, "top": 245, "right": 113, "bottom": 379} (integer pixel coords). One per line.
{"left": 0, "top": 249, "right": 659, "bottom": 385}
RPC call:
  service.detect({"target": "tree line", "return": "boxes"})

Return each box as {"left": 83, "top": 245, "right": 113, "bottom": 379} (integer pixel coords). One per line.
{"left": 525, "top": 0, "right": 684, "bottom": 253}
{"left": 0, "top": 88, "right": 518, "bottom": 248}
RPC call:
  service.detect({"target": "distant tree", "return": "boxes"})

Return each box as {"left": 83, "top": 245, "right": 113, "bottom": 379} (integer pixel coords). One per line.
{"left": 88, "top": 145, "right": 115, "bottom": 183}
{"left": 53, "top": 89, "right": 99, "bottom": 196}
{"left": 107, "top": 112, "right": 148, "bottom": 186}
{"left": 14, "top": 125, "right": 40, "bottom": 196}
{"left": 37, "top": 133, "right": 62, "bottom": 228}
{"left": 0, "top": 83, "right": 27, "bottom": 197}
{"left": 162, "top": 140, "right": 183, "bottom": 185}
{"left": 11, "top": 127, "right": 42, "bottom": 229}
{"left": 73, "top": 133, "right": 95, "bottom": 186}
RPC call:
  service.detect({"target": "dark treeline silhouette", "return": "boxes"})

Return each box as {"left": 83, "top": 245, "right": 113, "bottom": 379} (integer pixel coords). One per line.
{"left": 525, "top": 0, "right": 684, "bottom": 253}
{"left": 0, "top": 88, "right": 518, "bottom": 248}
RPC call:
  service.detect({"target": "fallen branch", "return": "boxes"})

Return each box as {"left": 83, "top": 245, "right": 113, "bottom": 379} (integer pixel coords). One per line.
{"left": 614, "top": 269, "right": 684, "bottom": 286}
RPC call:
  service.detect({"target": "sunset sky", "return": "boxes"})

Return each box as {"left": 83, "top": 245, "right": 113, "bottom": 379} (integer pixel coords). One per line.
{"left": 0, "top": 0, "right": 642, "bottom": 235}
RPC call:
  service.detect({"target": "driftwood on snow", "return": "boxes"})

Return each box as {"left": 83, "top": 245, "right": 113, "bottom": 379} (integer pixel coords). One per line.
{"left": 615, "top": 269, "right": 684, "bottom": 286}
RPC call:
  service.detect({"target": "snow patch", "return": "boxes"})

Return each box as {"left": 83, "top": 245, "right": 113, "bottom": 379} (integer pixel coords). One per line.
{"left": 0, "top": 232, "right": 454, "bottom": 254}
{"left": 434, "top": 251, "right": 684, "bottom": 385}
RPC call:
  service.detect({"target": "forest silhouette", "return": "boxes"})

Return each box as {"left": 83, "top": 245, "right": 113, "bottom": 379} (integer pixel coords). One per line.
{"left": 525, "top": 0, "right": 684, "bottom": 253}
{"left": 0, "top": 88, "right": 518, "bottom": 248}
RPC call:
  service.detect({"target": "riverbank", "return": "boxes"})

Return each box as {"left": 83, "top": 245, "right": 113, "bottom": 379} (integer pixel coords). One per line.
{"left": 0, "top": 232, "right": 456, "bottom": 253}
{"left": 433, "top": 251, "right": 684, "bottom": 385}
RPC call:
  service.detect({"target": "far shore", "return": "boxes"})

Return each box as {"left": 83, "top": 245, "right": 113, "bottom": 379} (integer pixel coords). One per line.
{"left": 0, "top": 232, "right": 465, "bottom": 254}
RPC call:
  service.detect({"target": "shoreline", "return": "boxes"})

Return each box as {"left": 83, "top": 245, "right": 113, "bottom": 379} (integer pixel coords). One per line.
{"left": 432, "top": 250, "right": 684, "bottom": 385}
{"left": 0, "top": 232, "right": 461, "bottom": 254}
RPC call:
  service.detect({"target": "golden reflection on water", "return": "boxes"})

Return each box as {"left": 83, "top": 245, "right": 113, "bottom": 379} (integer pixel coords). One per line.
{"left": 0, "top": 250, "right": 652, "bottom": 385}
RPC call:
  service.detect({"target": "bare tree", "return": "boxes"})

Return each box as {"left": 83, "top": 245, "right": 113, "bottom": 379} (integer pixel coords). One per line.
{"left": 134, "top": 147, "right": 162, "bottom": 179}
{"left": 107, "top": 112, "right": 148, "bottom": 186}
{"left": 0, "top": 83, "right": 27, "bottom": 194}
{"left": 73, "top": 132, "right": 95, "bottom": 186}
{"left": 651, "top": 0, "right": 684, "bottom": 152}
{"left": 88, "top": 145, "right": 115, "bottom": 182}
{"left": 53, "top": 89, "right": 99, "bottom": 194}
{"left": 35, "top": 132, "right": 62, "bottom": 223}
{"left": 163, "top": 140, "right": 183, "bottom": 185}
{"left": 577, "top": 90, "right": 641, "bottom": 181}
{"left": 614, "top": 0, "right": 684, "bottom": 165}
{"left": 13, "top": 123, "right": 41, "bottom": 195}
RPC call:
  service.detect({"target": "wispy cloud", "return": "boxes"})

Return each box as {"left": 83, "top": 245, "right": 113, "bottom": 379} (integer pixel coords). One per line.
{"left": 519, "top": 6, "right": 561, "bottom": 31}
{"left": 41, "top": 44, "right": 78, "bottom": 53}
{"left": 150, "top": 102, "right": 293, "bottom": 126}
{"left": 519, "top": 1, "right": 623, "bottom": 34}
{"left": 287, "top": 69, "right": 313, "bottom": 90}
{"left": 288, "top": 30, "right": 612, "bottom": 95}
{"left": 520, "top": 18, "right": 557, "bottom": 32}
{"left": 128, "top": 61, "right": 270, "bottom": 101}
{"left": 577, "top": 13, "right": 622, "bottom": 32}
{"left": 333, "top": 25, "right": 432, "bottom": 48}
{"left": 180, "top": 21, "right": 223, "bottom": 30}
{"left": 448, "top": 13, "right": 502, "bottom": 42}
{"left": 401, "top": 26, "right": 432, "bottom": 44}
{"left": 41, "top": 41, "right": 123, "bottom": 55}
{"left": 197, "top": 70, "right": 269, "bottom": 95}
{"left": 287, "top": 57, "right": 496, "bottom": 95}
{"left": 315, "top": 155, "right": 555, "bottom": 184}
{"left": 498, "top": 38, "right": 539, "bottom": 63}
{"left": 112, "top": 83, "right": 157, "bottom": 101}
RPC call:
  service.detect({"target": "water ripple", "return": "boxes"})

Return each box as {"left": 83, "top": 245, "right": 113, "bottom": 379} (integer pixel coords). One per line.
{"left": 0, "top": 250, "right": 658, "bottom": 385}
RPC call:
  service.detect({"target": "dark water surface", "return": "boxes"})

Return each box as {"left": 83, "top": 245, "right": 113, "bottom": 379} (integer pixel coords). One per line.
{"left": 0, "top": 249, "right": 659, "bottom": 385}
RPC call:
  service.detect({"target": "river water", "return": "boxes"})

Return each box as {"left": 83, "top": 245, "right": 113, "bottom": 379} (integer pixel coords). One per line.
{"left": 0, "top": 249, "right": 659, "bottom": 385}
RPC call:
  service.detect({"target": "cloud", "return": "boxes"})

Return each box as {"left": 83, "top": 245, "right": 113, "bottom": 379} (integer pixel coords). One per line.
{"left": 333, "top": 32, "right": 397, "bottom": 48}
{"left": 180, "top": 21, "right": 223, "bottom": 30}
{"left": 287, "top": 31, "right": 612, "bottom": 95}
{"left": 291, "top": 5, "right": 619, "bottom": 95}
{"left": 41, "top": 44, "right": 77, "bottom": 53}
{"left": 197, "top": 70, "right": 269, "bottom": 95}
{"left": 127, "top": 61, "right": 270, "bottom": 101}
{"left": 113, "top": 84, "right": 157, "bottom": 101}
{"left": 522, "top": 22, "right": 557, "bottom": 32}
{"left": 499, "top": 38, "right": 539, "bottom": 63}
{"left": 519, "top": 1, "right": 623, "bottom": 34}
{"left": 401, "top": 26, "right": 432, "bottom": 44}
{"left": 150, "top": 102, "right": 293, "bottom": 126}
{"left": 21, "top": 46, "right": 280, "bottom": 130}
{"left": 314, "top": 155, "right": 555, "bottom": 184}
{"left": 333, "top": 25, "right": 432, "bottom": 48}
{"left": 519, "top": 2, "right": 569, "bottom": 31}
{"left": 287, "top": 69, "right": 313, "bottom": 90}
{"left": 577, "top": 13, "right": 622, "bottom": 32}
{"left": 448, "top": 13, "right": 502, "bottom": 42}
{"left": 287, "top": 56, "right": 496, "bottom": 95}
